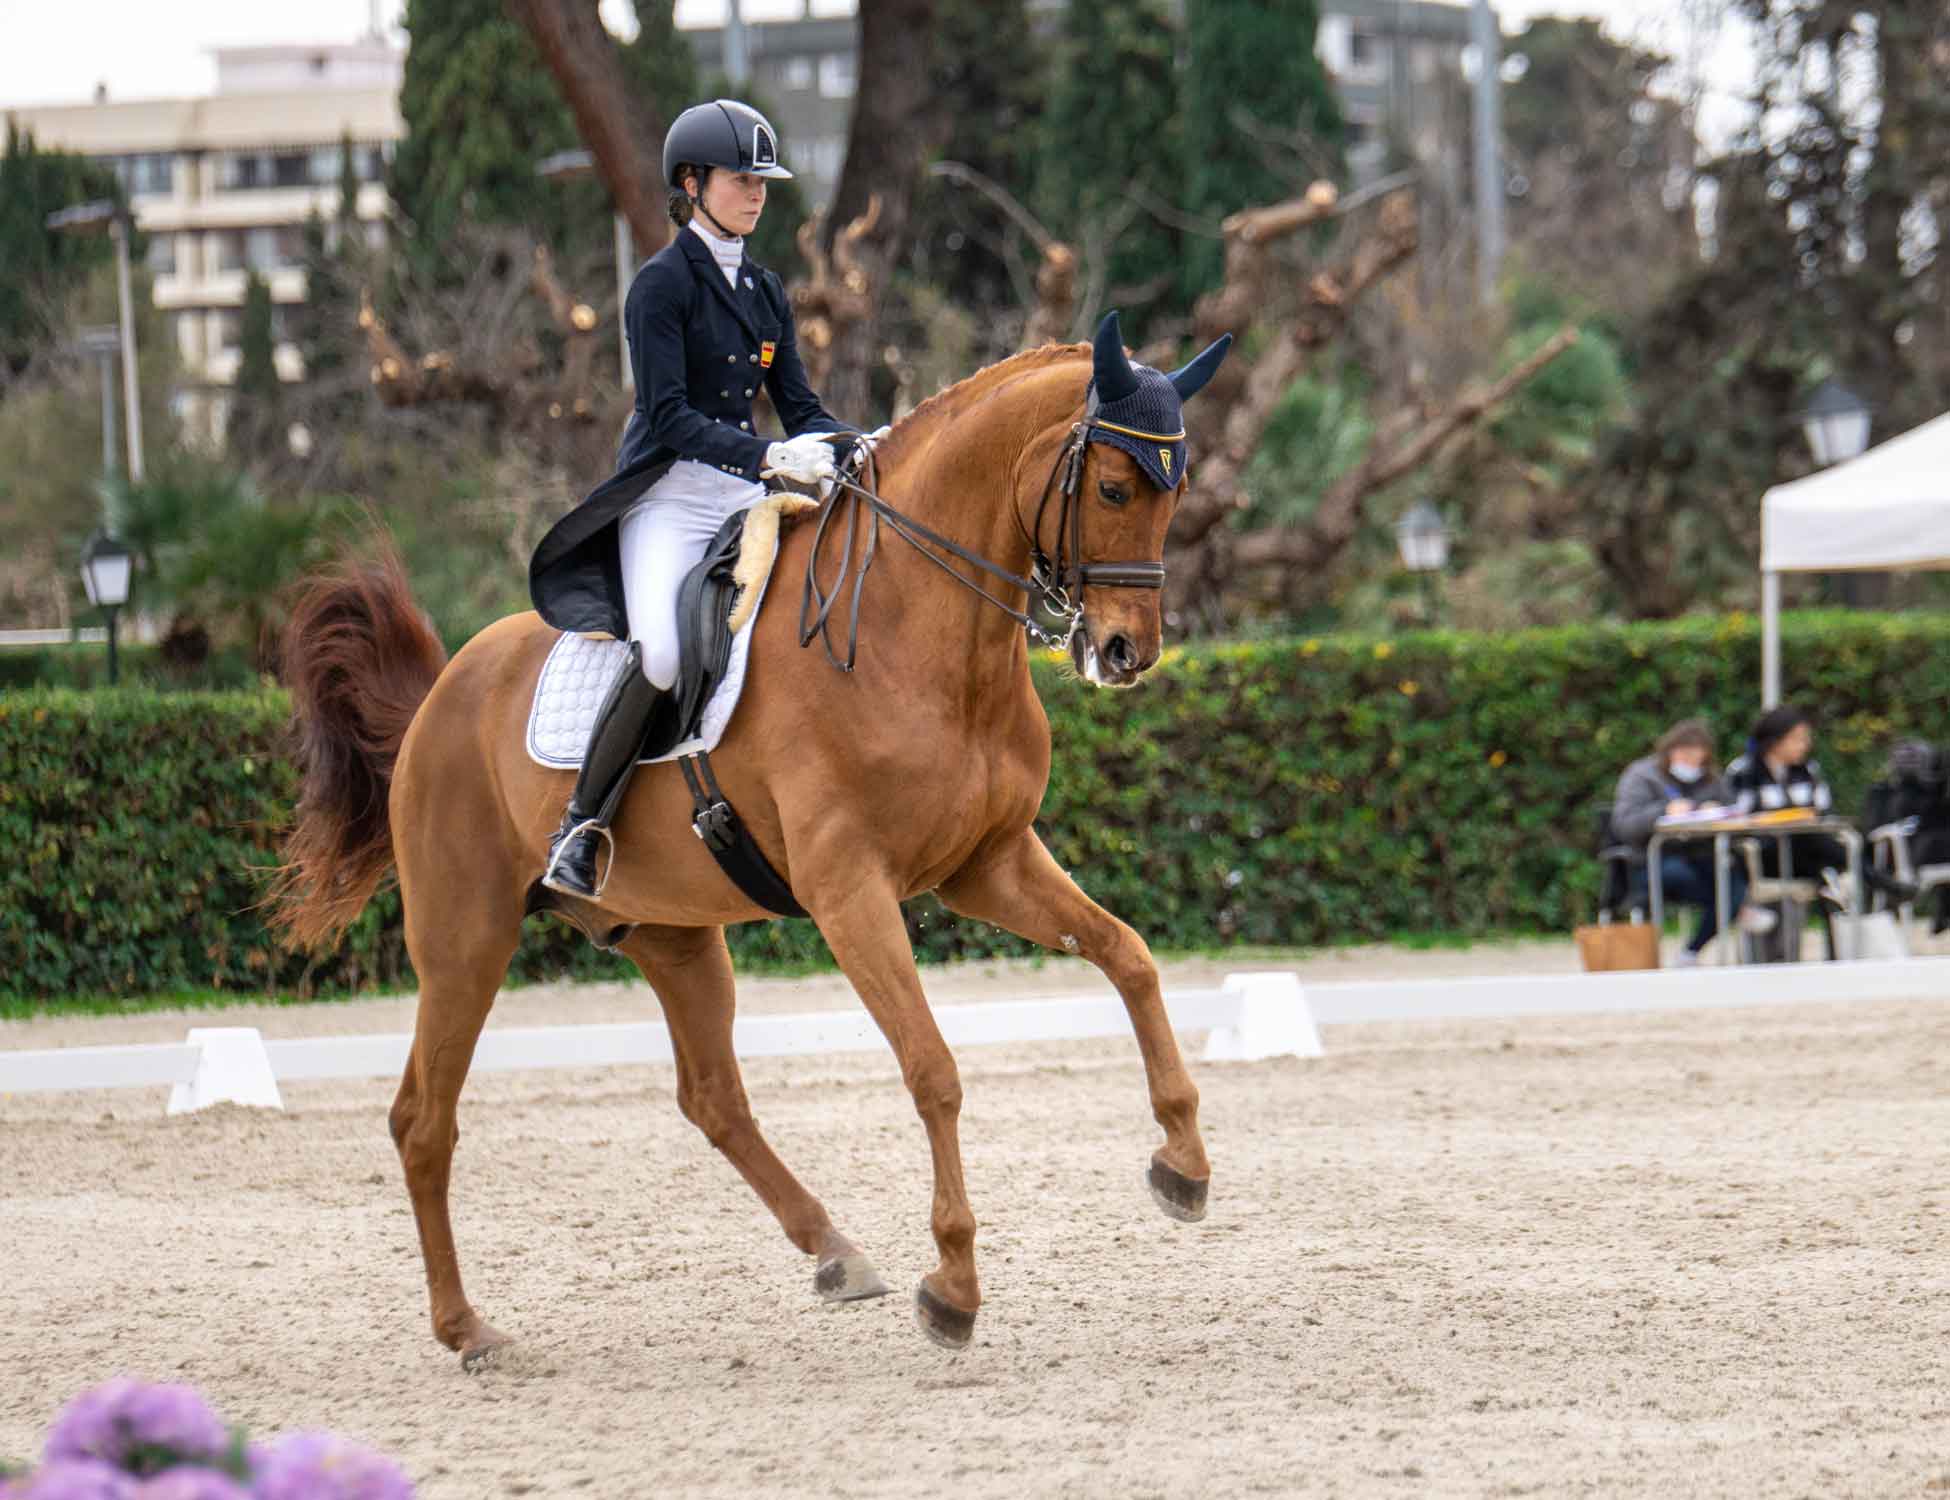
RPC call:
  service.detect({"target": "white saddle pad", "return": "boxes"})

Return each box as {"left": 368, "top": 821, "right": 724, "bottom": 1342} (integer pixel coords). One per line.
{"left": 525, "top": 565, "right": 777, "bottom": 771}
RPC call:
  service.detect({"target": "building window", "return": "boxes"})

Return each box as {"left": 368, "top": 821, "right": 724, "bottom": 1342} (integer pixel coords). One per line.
{"left": 806, "top": 136, "right": 845, "bottom": 183}
{"left": 211, "top": 229, "right": 246, "bottom": 273}
{"left": 145, "top": 233, "right": 176, "bottom": 276}
{"left": 210, "top": 309, "right": 242, "bottom": 354}
{"left": 95, "top": 153, "right": 175, "bottom": 196}
{"left": 817, "top": 52, "right": 855, "bottom": 99}
{"left": 1348, "top": 26, "right": 1386, "bottom": 73}
{"left": 780, "top": 56, "right": 814, "bottom": 91}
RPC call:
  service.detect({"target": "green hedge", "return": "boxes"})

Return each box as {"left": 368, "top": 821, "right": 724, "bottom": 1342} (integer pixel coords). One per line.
{"left": 3, "top": 611, "right": 1946, "bottom": 999}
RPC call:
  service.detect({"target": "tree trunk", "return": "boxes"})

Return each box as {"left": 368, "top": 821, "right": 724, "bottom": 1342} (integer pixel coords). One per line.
{"left": 819, "top": 0, "right": 949, "bottom": 420}
{"left": 504, "top": 0, "right": 672, "bottom": 257}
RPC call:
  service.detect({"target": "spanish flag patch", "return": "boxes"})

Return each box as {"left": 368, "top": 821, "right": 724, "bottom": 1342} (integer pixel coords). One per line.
{"left": 760, "top": 341, "right": 777, "bottom": 369}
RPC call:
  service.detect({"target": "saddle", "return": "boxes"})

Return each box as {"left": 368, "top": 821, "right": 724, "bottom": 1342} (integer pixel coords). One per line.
{"left": 526, "top": 494, "right": 813, "bottom": 770}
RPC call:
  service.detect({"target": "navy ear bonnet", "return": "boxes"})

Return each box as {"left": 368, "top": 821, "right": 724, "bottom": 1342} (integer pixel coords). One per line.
{"left": 1085, "top": 310, "right": 1232, "bottom": 493}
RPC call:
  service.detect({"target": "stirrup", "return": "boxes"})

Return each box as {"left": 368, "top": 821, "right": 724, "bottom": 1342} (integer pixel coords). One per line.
{"left": 542, "top": 817, "right": 617, "bottom": 899}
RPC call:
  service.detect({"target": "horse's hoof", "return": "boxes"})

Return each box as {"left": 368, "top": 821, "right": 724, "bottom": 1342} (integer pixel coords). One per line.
{"left": 457, "top": 1324, "right": 513, "bottom": 1372}
{"left": 913, "top": 1283, "right": 976, "bottom": 1351}
{"left": 815, "top": 1251, "right": 891, "bottom": 1303}
{"left": 1146, "top": 1157, "right": 1209, "bottom": 1223}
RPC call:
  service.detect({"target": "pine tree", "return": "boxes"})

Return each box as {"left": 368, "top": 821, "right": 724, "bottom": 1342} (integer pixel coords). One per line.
{"left": 390, "top": 0, "right": 607, "bottom": 260}
{"left": 1179, "top": 0, "right": 1344, "bottom": 303}
{"left": 905, "top": 0, "right": 1043, "bottom": 313}
{"left": 0, "top": 123, "right": 122, "bottom": 377}
{"left": 1035, "top": 0, "right": 1183, "bottom": 335}
{"left": 228, "top": 272, "right": 282, "bottom": 460}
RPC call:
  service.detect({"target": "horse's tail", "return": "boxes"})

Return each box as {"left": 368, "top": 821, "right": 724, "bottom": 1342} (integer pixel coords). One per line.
{"left": 267, "top": 539, "right": 448, "bottom": 950}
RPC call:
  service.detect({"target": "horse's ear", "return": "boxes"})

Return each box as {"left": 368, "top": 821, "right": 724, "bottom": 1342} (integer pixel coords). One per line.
{"left": 1091, "top": 310, "right": 1141, "bottom": 403}
{"left": 1167, "top": 333, "right": 1233, "bottom": 402}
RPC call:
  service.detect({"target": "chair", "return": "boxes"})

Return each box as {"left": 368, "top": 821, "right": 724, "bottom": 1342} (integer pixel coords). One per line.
{"left": 1867, "top": 816, "right": 1950, "bottom": 936}
{"left": 1733, "top": 836, "right": 1822, "bottom": 962}
{"left": 1592, "top": 803, "right": 1643, "bottom": 922}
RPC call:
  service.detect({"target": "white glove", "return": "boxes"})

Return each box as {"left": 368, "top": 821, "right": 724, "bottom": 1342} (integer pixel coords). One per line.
{"left": 761, "top": 433, "right": 839, "bottom": 486}
{"left": 841, "top": 424, "right": 894, "bottom": 477}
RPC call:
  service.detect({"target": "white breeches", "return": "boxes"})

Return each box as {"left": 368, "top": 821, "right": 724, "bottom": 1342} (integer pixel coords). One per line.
{"left": 617, "top": 460, "right": 766, "bottom": 689}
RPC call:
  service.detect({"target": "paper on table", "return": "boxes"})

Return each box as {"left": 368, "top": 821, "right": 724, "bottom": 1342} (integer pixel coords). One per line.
{"left": 1654, "top": 805, "right": 1735, "bottom": 826}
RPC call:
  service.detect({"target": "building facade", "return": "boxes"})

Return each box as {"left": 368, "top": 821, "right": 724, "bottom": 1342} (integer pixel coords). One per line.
{"left": 6, "top": 42, "right": 402, "bottom": 439}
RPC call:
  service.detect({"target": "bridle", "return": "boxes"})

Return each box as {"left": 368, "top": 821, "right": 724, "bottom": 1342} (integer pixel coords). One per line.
{"left": 796, "top": 413, "right": 1170, "bottom": 673}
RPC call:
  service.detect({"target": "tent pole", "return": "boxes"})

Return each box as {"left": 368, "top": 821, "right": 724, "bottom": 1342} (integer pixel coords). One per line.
{"left": 1761, "top": 569, "right": 1782, "bottom": 709}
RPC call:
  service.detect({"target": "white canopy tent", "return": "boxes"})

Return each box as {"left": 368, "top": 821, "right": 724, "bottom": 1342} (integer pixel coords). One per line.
{"left": 1759, "top": 411, "right": 1950, "bottom": 706}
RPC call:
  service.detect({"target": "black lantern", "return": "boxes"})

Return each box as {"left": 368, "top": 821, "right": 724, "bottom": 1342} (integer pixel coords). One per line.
{"left": 80, "top": 531, "right": 133, "bottom": 685}
{"left": 1799, "top": 379, "right": 1871, "bottom": 468}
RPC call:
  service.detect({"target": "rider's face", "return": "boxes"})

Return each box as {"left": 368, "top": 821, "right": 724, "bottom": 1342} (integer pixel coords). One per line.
{"left": 694, "top": 169, "right": 767, "bottom": 235}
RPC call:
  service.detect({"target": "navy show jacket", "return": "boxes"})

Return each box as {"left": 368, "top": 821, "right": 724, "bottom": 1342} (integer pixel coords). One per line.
{"left": 528, "top": 226, "right": 849, "bottom": 639}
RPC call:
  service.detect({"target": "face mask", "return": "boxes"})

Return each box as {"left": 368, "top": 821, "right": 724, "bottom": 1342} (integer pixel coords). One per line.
{"left": 1669, "top": 762, "right": 1705, "bottom": 784}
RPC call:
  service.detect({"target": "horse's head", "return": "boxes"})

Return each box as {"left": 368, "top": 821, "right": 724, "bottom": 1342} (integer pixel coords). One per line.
{"left": 1059, "top": 311, "right": 1231, "bottom": 688}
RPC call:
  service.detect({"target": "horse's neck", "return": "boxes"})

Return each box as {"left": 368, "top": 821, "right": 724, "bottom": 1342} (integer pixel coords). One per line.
{"left": 865, "top": 357, "right": 1086, "bottom": 651}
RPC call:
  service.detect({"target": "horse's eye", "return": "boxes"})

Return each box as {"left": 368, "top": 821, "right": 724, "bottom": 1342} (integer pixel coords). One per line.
{"left": 1097, "top": 481, "right": 1128, "bottom": 506}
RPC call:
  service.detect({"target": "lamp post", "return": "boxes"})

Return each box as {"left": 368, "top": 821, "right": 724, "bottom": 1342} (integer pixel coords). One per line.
{"left": 1798, "top": 378, "right": 1875, "bottom": 610}
{"left": 1797, "top": 378, "right": 1871, "bottom": 468}
{"left": 1395, "top": 500, "right": 1453, "bottom": 626}
{"left": 80, "top": 531, "right": 133, "bottom": 685}
{"left": 73, "top": 325, "right": 121, "bottom": 489}
{"left": 46, "top": 201, "right": 145, "bottom": 485}
{"left": 536, "top": 149, "right": 633, "bottom": 391}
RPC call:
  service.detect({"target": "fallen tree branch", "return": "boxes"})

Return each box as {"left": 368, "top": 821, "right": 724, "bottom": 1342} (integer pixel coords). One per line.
{"left": 1230, "top": 324, "right": 1582, "bottom": 575}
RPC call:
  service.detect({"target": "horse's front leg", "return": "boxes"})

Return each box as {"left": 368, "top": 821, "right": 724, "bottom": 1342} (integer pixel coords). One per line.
{"left": 804, "top": 877, "right": 981, "bottom": 1349}
{"left": 938, "top": 828, "right": 1210, "bottom": 1221}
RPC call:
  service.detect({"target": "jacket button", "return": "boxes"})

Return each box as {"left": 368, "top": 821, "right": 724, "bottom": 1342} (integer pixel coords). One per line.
{"left": 749, "top": 353, "right": 758, "bottom": 364}
{"left": 743, "top": 387, "right": 753, "bottom": 397}
{"left": 719, "top": 389, "right": 729, "bottom": 398}
{"left": 739, "top": 420, "right": 750, "bottom": 430}
{"left": 728, "top": 354, "right": 738, "bottom": 364}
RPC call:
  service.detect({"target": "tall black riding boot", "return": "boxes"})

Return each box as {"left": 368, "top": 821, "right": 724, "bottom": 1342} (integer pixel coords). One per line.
{"left": 542, "top": 643, "right": 665, "bottom": 900}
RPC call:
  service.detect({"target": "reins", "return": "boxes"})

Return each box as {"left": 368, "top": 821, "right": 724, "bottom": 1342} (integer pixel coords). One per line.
{"left": 796, "top": 419, "right": 1165, "bottom": 672}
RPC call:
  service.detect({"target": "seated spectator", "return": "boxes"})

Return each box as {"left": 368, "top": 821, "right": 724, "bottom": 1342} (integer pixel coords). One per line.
{"left": 1726, "top": 705, "right": 1917, "bottom": 912}
{"left": 1612, "top": 719, "right": 1774, "bottom": 966}
{"left": 1863, "top": 739, "right": 1950, "bottom": 931}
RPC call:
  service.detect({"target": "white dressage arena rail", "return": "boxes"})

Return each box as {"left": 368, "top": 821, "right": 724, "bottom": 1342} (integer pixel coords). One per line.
{"left": 2, "top": 959, "right": 1946, "bottom": 1116}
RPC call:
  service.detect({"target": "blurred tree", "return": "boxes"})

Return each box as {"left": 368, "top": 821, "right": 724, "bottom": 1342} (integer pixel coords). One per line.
{"left": 391, "top": 0, "right": 611, "bottom": 260}
{"left": 1572, "top": 0, "right": 1950, "bottom": 617}
{"left": 0, "top": 124, "right": 123, "bottom": 381}
{"left": 904, "top": 0, "right": 1043, "bottom": 323}
{"left": 1179, "top": 0, "right": 1344, "bottom": 304}
{"left": 1034, "top": 0, "right": 1182, "bottom": 337}
{"left": 1500, "top": 19, "right": 1698, "bottom": 324}
{"left": 228, "top": 271, "right": 282, "bottom": 462}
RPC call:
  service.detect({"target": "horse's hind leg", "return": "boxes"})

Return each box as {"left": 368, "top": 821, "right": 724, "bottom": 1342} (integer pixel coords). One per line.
{"left": 390, "top": 819, "right": 525, "bottom": 1367}
{"left": 938, "top": 828, "right": 1210, "bottom": 1222}
{"left": 615, "top": 924, "right": 890, "bottom": 1304}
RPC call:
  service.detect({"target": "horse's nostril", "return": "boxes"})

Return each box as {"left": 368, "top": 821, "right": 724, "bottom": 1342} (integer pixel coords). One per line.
{"left": 1106, "top": 634, "right": 1137, "bottom": 672}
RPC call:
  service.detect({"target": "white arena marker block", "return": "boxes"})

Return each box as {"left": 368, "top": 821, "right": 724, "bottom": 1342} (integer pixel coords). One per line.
{"left": 1203, "top": 972, "right": 1323, "bottom": 1062}
{"left": 166, "top": 1028, "right": 284, "bottom": 1116}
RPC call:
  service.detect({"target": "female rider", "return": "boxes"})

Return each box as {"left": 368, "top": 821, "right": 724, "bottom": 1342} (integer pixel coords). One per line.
{"left": 527, "top": 99, "right": 867, "bottom": 900}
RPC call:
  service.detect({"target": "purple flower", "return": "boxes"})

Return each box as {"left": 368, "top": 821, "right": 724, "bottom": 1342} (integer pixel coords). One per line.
{"left": 44, "top": 1383, "right": 231, "bottom": 1475}
{"left": 10, "top": 1460, "right": 137, "bottom": 1500}
{"left": 129, "top": 1473, "right": 252, "bottom": 1500}
{"left": 250, "top": 1434, "right": 413, "bottom": 1500}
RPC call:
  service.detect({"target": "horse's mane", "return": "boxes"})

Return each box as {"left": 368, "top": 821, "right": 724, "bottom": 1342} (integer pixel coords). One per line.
{"left": 875, "top": 341, "right": 1090, "bottom": 468}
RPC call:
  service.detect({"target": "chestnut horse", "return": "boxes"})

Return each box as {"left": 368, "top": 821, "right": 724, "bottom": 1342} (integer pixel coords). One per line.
{"left": 273, "top": 337, "right": 1214, "bottom": 1367}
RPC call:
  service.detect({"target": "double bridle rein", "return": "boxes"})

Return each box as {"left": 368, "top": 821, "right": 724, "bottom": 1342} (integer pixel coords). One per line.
{"left": 796, "top": 415, "right": 1170, "bottom": 672}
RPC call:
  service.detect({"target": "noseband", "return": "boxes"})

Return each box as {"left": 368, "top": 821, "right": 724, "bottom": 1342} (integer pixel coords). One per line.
{"left": 797, "top": 417, "right": 1168, "bottom": 673}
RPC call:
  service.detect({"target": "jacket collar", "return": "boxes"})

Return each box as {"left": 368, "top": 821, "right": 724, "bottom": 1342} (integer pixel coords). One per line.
{"left": 678, "top": 228, "right": 760, "bottom": 343}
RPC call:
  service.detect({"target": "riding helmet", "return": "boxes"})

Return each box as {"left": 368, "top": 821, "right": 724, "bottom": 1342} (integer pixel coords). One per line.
{"left": 662, "top": 99, "right": 795, "bottom": 188}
